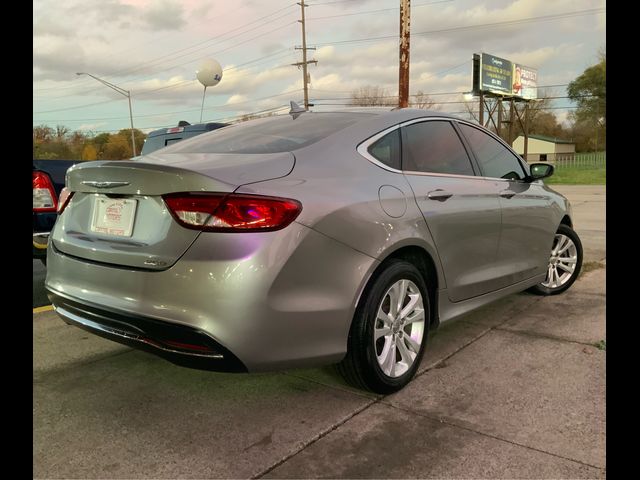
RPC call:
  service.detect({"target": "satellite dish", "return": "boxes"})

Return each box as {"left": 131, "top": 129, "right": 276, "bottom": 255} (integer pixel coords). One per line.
{"left": 196, "top": 59, "right": 223, "bottom": 87}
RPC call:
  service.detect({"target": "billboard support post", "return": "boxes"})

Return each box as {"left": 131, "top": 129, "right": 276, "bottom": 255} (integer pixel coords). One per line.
{"left": 497, "top": 100, "right": 503, "bottom": 138}
{"left": 508, "top": 98, "right": 515, "bottom": 145}
{"left": 479, "top": 91, "right": 484, "bottom": 125}
{"left": 524, "top": 103, "right": 529, "bottom": 160}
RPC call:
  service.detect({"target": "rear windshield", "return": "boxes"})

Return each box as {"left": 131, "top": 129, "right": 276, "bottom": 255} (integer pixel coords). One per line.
{"left": 165, "top": 113, "right": 371, "bottom": 154}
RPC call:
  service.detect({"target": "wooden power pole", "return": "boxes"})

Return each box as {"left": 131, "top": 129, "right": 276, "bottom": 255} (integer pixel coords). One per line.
{"left": 398, "top": 0, "right": 411, "bottom": 108}
{"left": 292, "top": 0, "right": 317, "bottom": 110}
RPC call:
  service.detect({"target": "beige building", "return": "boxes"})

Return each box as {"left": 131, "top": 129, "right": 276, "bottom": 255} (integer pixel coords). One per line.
{"left": 512, "top": 134, "right": 576, "bottom": 162}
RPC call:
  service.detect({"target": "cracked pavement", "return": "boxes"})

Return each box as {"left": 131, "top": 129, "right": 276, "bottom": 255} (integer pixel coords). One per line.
{"left": 34, "top": 185, "right": 605, "bottom": 479}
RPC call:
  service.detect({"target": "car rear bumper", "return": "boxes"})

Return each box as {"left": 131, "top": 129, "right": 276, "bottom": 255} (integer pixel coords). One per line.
{"left": 45, "top": 222, "right": 379, "bottom": 372}
{"left": 47, "top": 289, "right": 248, "bottom": 372}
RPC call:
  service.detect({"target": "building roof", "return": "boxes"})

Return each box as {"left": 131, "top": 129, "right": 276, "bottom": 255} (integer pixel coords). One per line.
{"left": 517, "top": 134, "right": 574, "bottom": 145}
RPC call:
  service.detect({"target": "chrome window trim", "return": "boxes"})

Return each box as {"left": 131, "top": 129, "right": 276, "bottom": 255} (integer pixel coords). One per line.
{"left": 357, "top": 116, "right": 529, "bottom": 182}
{"left": 358, "top": 117, "right": 482, "bottom": 181}
{"left": 356, "top": 124, "right": 404, "bottom": 174}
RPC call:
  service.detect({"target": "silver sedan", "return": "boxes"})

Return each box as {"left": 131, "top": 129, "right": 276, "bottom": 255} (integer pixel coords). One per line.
{"left": 46, "top": 108, "right": 582, "bottom": 393}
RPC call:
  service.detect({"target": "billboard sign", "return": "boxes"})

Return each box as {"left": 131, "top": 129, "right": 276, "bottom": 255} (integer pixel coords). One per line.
{"left": 512, "top": 63, "right": 537, "bottom": 99}
{"left": 480, "top": 53, "right": 513, "bottom": 95}
{"left": 473, "top": 53, "right": 538, "bottom": 99}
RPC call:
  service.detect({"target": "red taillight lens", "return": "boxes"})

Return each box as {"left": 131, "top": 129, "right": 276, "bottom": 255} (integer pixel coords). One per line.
{"left": 57, "top": 187, "right": 74, "bottom": 214}
{"left": 163, "top": 193, "right": 302, "bottom": 232}
{"left": 33, "top": 171, "right": 57, "bottom": 212}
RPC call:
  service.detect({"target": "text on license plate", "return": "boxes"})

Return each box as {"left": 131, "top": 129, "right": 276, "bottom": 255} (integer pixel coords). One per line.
{"left": 90, "top": 197, "right": 137, "bottom": 237}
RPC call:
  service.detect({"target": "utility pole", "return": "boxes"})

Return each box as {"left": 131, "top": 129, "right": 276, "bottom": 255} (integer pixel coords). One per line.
{"left": 398, "top": 0, "right": 411, "bottom": 108}
{"left": 292, "top": 0, "right": 317, "bottom": 110}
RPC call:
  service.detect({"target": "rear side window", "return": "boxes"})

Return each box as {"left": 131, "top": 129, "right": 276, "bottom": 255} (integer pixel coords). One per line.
{"left": 368, "top": 129, "right": 401, "bottom": 170}
{"left": 458, "top": 123, "right": 526, "bottom": 180}
{"left": 166, "top": 113, "right": 370, "bottom": 154}
{"left": 401, "top": 121, "right": 474, "bottom": 176}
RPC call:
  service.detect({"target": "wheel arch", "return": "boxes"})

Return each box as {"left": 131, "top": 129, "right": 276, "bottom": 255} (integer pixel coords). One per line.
{"left": 560, "top": 214, "right": 573, "bottom": 229}
{"left": 355, "top": 243, "right": 442, "bottom": 330}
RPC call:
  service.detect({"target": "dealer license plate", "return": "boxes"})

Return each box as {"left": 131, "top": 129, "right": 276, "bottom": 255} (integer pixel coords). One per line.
{"left": 90, "top": 196, "right": 137, "bottom": 237}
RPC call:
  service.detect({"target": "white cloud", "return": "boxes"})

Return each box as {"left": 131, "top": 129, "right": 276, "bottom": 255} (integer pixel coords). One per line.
{"left": 33, "top": 0, "right": 606, "bottom": 131}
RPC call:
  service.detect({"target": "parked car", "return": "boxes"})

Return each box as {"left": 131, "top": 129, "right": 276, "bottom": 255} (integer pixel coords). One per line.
{"left": 45, "top": 108, "right": 582, "bottom": 393}
{"left": 33, "top": 159, "right": 78, "bottom": 264}
{"left": 140, "top": 120, "right": 228, "bottom": 155}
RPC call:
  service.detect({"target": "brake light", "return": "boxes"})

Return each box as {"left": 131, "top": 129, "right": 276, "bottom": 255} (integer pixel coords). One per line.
{"left": 166, "top": 127, "right": 184, "bottom": 133}
{"left": 163, "top": 193, "right": 302, "bottom": 232}
{"left": 33, "top": 171, "right": 57, "bottom": 212}
{"left": 57, "top": 187, "right": 74, "bottom": 214}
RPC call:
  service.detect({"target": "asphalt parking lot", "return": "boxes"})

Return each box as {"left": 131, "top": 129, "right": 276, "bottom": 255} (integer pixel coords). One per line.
{"left": 33, "top": 185, "right": 605, "bottom": 479}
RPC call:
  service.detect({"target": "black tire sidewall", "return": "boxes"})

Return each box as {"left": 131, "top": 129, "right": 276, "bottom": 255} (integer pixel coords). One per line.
{"left": 354, "top": 260, "right": 430, "bottom": 393}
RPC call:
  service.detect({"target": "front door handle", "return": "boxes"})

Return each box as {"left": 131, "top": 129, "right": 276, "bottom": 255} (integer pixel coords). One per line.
{"left": 427, "top": 189, "right": 453, "bottom": 201}
{"left": 499, "top": 190, "right": 516, "bottom": 199}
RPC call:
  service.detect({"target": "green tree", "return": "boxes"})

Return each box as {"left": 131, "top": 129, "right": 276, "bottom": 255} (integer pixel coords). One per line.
{"left": 82, "top": 144, "right": 98, "bottom": 160}
{"left": 103, "top": 134, "right": 132, "bottom": 160}
{"left": 567, "top": 52, "right": 605, "bottom": 151}
{"left": 567, "top": 53, "right": 606, "bottom": 128}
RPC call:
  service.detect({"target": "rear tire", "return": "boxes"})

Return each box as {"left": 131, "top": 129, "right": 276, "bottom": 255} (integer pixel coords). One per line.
{"left": 528, "top": 224, "right": 582, "bottom": 296}
{"left": 338, "top": 260, "right": 430, "bottom": 394}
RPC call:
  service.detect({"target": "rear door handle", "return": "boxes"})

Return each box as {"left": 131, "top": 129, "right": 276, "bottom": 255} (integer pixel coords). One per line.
{"left": 427, "top": 189, "right": 453, "bottom": 201}
{"left": 499, "top": 190, "right": 516, "bottom": 199}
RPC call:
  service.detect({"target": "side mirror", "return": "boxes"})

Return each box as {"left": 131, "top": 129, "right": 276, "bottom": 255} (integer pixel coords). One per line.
{"left": 527, "top": 163, "right": 554, "bottom": 182}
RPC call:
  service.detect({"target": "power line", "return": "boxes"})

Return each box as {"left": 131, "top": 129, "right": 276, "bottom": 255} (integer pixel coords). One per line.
{"left": 35, "top": 20, "right": 298, "bottom": 104}
{"left": 310, "top": 83, "right": 572, "bottom": 96}
{"left": 34, "top": 89, "right": 304, "bottom": 124}
{"left": 306, "top": 0, "right": 452, "bottom": 21}
{"left": 309, "top": 0, "right": 371, "bottom": 5}
{"left": 312, "top": 8, "right": 605, "bottom": 47}
{"left": 107, "top": 12, "right": 298, "bottom": 82}
{"left": 34, "top": 58, "right": 299, "bottom": 119}
{"left": 34, "top": 23, "right": 298, "bottom": 114}
{"left": 58, "top": 104, "right": 292, "bottom": 134}
{"left": 34, "top": 2, "right": 298, "bottom": 93}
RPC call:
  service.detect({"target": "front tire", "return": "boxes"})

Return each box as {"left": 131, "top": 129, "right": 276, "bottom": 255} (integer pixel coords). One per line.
{"left": 529, "top": 224, "right": 582, "bottom": 296}
{"left": 338, "top": 260, "right": 430, "bottom": 394}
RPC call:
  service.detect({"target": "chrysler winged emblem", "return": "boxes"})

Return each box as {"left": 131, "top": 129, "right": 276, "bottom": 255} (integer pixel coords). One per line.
{"left": 82, "top": 181, "right": 130, "bottom": 188}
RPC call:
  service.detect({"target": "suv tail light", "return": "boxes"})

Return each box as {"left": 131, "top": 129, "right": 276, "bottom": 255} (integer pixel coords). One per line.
{"left": 33, "top": 171, "right": 57, "bottom": 212}
{"left": 163, "top": 193, "right": 302, "bottom": 232}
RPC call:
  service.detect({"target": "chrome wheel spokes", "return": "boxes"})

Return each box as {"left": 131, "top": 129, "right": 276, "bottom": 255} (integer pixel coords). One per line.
{"left": 374, "top": 279, "right": 425, "bottom": 378}
{"left": 542, "top": 233, "right": 578, "bottom": 288}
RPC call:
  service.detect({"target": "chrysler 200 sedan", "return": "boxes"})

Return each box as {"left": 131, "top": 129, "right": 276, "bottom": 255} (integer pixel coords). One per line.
{"left": 46, "top": 108, "right": 582, "bottom": 393}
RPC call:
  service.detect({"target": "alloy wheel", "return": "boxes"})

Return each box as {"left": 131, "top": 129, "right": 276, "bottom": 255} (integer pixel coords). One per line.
{"left": 541, "top": 233, "right": 578, "bottom": 288}
{"left": 374, "top": 279, "right": 425, "bottom": 378}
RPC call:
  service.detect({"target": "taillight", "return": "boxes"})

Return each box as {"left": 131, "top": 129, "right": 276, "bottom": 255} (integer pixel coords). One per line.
{"left": 33, "top": 171, "right": 57, "bottom": 212}
{"left": 57, "top": 187, "right": 74, "bottom": 214}
{"left": 163, "top": 193, "right": 302, "bottom": 232}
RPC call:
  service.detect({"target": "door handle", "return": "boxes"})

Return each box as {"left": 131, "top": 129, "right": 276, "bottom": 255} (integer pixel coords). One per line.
{"left": 499, "top": 190, "right": 516, "bottom": 199}
{"left": 427, "top": 189, "right": 453, "bottom": 201}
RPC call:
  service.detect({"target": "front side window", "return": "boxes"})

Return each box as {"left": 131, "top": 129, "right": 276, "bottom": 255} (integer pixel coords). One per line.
{"left": 401, "top": 121, "right": 474, "bottom": 176}
{"left": 458, "top": 123, "right": 526, "bottom": 180}
{"left": 367, "top": 129, "right": 401, "bottom": 170}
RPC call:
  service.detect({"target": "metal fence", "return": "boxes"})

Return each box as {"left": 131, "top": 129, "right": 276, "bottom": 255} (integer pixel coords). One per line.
{"left": 555, "top": 151, "right": 606, "bottom": 169}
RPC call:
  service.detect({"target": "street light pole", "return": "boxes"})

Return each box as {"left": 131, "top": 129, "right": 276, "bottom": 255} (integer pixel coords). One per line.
{"left": 76, "top": 72, "right": 137, "bottom": 156}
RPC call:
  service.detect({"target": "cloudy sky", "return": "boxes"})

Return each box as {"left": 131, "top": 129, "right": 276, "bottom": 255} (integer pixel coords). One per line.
{"left": 33, "top": 0, "right": 605, "bottom": 134}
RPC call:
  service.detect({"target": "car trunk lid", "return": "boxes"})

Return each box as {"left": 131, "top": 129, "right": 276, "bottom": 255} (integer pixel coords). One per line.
{"left": 52, "top": 153, "right": 294, "bottom": 269}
